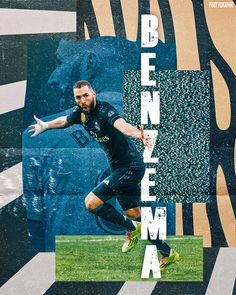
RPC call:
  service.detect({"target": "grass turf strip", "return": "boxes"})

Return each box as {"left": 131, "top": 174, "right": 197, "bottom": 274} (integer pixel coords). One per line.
{"left": 56, "top": 236, "right": 203, "bottom": 282}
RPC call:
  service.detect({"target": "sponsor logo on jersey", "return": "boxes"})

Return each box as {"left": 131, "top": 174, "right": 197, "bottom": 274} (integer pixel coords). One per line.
{"left": 89, "top": 131, "right": 109, "bottom": 142}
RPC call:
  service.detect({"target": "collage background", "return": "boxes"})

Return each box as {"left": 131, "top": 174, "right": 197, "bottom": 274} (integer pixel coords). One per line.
{"left": 0, "top": 0, "right": 235, "bottom": 294}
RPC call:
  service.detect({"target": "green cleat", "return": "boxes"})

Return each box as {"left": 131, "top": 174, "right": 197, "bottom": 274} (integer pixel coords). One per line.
{"left": 159, "top": 251, "right": 180, "bottom": 271}
{"left": 122, "top": 223, "right": 141, "bottom": 253}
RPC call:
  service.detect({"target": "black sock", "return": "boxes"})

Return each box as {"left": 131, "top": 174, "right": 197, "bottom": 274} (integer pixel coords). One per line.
{"left": 90, "top": 203, "right": 136, "bottom": 231}
{"left": 148, "top": 238, "right": 171, "bottom": 257}
{"left": 133, "top": 215, "right": 171, "bottom": 256}
{"left": 133, "top": 216, "right": 141, "bottom": 222}
{"left": 132, "top": 215, "right": 171, "bottom": 256}
{"left": 133, "top": 216, "right": 171, "bottom": 256}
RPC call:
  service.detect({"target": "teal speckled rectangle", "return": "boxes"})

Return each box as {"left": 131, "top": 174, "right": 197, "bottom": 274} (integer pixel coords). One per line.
{"left": 124, "top": 71, "right": 210, "bottom": 203}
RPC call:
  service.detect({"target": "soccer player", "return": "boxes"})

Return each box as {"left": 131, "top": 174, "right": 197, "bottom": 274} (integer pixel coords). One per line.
{"left": 28, "top": 80, "right": 179, "bottom": 270}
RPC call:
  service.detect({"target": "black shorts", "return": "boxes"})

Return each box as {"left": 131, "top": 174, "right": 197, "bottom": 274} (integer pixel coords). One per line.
{"left": 92, "top": 162, "right": 145, "bottom": 211}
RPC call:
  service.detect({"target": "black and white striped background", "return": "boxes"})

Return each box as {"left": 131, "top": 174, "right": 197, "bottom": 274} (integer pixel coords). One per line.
{"left": 0, "top": 1, "right": 235, "bottom": 294}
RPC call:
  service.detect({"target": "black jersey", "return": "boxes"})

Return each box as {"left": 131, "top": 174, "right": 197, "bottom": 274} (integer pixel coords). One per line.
{"left": 67, "top": 100, "right": 143, "bottom": 168}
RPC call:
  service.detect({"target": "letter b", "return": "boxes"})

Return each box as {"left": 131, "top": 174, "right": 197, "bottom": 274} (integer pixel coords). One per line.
{"left": 141, "top": 15, "right": 159, "bottom": 48}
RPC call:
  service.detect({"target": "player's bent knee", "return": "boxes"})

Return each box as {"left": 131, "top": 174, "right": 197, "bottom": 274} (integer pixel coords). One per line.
{"left": 84, "top": 192, "right": 104, "bottom": 211}
{"left": 125, "top": 207, "right": 141, "bottom": 219}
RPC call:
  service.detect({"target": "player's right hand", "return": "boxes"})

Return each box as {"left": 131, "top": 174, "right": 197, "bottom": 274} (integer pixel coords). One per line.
{"left": 28, "top": 115, "right": 49, "bottom": 137}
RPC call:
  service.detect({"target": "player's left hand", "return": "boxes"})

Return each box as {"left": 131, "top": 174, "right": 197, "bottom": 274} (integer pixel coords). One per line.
{"left": 140, "top": 125, "right": 153, "bottom": 149}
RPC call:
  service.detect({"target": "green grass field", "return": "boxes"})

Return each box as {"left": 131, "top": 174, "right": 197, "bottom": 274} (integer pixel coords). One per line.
{"left": 56, "top": 235, "right": 203, "bottom": 282}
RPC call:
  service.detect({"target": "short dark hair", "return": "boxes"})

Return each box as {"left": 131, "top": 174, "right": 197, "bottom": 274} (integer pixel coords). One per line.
{"left": 73, "top": 80, "right": 93, "bottom": 90}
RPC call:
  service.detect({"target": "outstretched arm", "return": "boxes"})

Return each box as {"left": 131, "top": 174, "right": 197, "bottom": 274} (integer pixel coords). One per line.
{"left": 114, "top": 118, "right": 152, "bottom": 149}
{"left": 28, "top": 115, "right": 69, "bottom": 137}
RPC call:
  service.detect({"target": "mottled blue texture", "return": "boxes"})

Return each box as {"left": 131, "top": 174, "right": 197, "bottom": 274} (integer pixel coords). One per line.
{"left": 124, "top": 71, "right": 210, "bottom": 202}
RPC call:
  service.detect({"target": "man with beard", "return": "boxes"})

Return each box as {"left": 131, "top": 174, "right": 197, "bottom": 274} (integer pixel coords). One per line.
{"left": 28, "top": 80, "right": 179, "bottom": 269}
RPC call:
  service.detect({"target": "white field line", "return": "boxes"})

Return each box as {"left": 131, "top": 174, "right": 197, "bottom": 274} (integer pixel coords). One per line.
{"left": 56, "top": 236, "right": 203, "bottom": 243}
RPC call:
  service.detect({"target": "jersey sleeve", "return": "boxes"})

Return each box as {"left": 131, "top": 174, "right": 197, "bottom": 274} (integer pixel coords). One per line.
{"left": 66, "top": 107, "right": 82, "bottom": 125}
{"left": 103, "top": 102, "right": 122, "bottom": 125}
